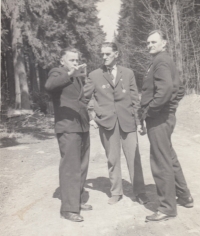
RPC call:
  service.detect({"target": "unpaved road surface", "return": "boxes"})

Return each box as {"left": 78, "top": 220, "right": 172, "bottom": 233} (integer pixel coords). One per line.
{"left": 0, "top": 95, "right": 200, "bottom": 236}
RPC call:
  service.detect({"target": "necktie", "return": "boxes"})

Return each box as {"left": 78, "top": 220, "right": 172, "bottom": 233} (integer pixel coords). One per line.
{"left": 108, "top": 68, "right": 115, "bottom": 84}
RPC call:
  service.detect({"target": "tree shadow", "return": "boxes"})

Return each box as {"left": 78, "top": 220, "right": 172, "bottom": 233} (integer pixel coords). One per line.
{"left": 0, "top": 114, "right": 55, "bottom": 148}
{"left": 0, "top": 129, "right": 55, "bottom": 148}
{"left": 0, "top": 137, "right": 20, "bottom": 148}
{"left": 32, "top": 131, "right": 55, "bottom": 140}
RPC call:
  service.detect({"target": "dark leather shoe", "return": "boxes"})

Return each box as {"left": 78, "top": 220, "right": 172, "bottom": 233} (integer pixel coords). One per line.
{"left": 60, "top": 211, "right": 84, "bottom": 222}
{"left": 135, "top": 193, "right": 149, "bottom": 205}
{"left": 145, "top": 211, "right": 175, "bottom": 222}
{"left": 177, "top": 195, "right": 194, "bottom": 208}
{"left": 80, "top": 204, "right": 93, "bottom": 211}
{"left": 108, "top": 195, "right": 122, "bottom": 205}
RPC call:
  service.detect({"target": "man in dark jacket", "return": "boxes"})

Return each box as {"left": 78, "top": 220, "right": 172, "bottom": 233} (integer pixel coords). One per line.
{"left": 140, "top": 30, "right": 193, "bottom": 222}
{"left": 45, "top": 47, "right": 92, "bottom": 222}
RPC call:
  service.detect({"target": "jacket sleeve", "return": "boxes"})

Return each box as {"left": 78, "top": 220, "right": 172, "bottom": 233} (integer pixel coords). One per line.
{"left": 83, "top": 74, "right": 95, "bottom": 102}
{"left": 146, "top": 61, "right": 173, "bottom": 118}
{"left": 83, "top": 75, "right": 96, "bottom": 120}
{"left": 87, "top": 95, "right": 96, "bottom": 121}
{"left": 176, "top": 82, "right": 185, "bottom": 102}
{"left": 45, "top": 68, "right": 73, "bottom": 92}
{"left": 129, "top": 71, "right": 141, "bottom": 125}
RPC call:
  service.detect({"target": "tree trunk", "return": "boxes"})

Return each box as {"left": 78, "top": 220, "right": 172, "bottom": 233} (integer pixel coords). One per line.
{"left": 29, "top": 50, "right": 39, "bottom": 93}
{"left": 6, "top": 51, "right": 16, "bottom": 107}
{"left": 1, "top": 53, "right": 7, "bottom": 117}
{"left": 172, "top": 0, "right": 183, "bottom": 82}
{"left": 189, "top": 32, "right": 200, "bottom": 93}
{"left": 11, "top": 4, "right": 31, "bottom": 110}
{"left": 38, "top": 65, "right": 48, "bottom": 93}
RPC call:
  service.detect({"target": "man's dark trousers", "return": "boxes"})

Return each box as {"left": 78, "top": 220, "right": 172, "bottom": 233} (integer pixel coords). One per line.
{"left": 57, "top": 131, "right": 90, "bottom": 213}
{"left": 146, "top": 112, "right": 190, "bottom": 216}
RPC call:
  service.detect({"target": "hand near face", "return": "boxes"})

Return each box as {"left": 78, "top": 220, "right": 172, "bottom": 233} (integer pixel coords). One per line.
{"left": 68, "top": 64, "right": 87, "bottom": 78}
{"left": 67, "top": 66, "right": 79, "bottom": 77}
{"left": 60, "top": 51, "right": 85, "bottom": 77}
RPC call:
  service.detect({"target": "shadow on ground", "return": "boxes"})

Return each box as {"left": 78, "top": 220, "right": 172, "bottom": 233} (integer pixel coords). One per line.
{"left": 0, "top": 137, "right": 21, "bottom": 148}
{"left": 0, "top": 114, "right": 55, "bottom": 148}
{"left": 53, "top": 187, "right": 90, "bottom": 204}
{"left": 0, "top": 130, "right": 55, "bottom": 148}
{"left": 85, "top": 177, "right": 159, "bottom": 211}
{"left": 53, "top": 177, "right": 159, "bottom": 212}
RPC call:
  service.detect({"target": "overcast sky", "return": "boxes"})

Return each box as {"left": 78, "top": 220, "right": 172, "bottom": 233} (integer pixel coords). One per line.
{"left": 96, "top": 0, "right": 121, "bottom": 41}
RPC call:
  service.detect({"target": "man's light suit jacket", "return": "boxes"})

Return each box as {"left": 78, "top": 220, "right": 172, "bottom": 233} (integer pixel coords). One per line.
{"left": 84, "top": 65, "right": 141, "bottom": 132}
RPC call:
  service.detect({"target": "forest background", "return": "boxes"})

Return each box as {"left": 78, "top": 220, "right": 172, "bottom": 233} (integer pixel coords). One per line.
{"left": 1, "top": 0, "right": 200, "bottom": 119}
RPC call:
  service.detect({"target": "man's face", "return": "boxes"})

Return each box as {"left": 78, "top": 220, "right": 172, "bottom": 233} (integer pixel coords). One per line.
{"left": 147, "top": 32, "right": 167, "bottom": 55}
{"left": 101, "top": 46, "right": 118, "bottom": 67}
{"left": 60, "top": 51, "right": 79, "bottom": 70}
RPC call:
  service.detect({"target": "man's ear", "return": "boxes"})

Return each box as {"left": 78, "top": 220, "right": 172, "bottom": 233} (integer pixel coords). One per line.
{"left": 162, "top": 40, "right": 167, "bottom": 49}
{"left": 115, "top": 51, "right": 119, "bottom": 58}
{"left": 60, "top": 58, "right": 64, "bottom": 66}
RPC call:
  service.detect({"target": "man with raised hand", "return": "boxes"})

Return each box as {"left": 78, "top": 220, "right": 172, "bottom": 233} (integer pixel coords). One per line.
{"left": 45, "top": 47, "right": 92, "bottom": 222}
{"left": 140, "top": 30, "right": 193, "bottom": 222}
{"left": 84, "top": 42, "right": 148, "bottom": 205}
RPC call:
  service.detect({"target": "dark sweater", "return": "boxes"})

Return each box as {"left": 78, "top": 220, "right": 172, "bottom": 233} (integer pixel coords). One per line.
{"left": 140, "top": 51, "right": 184, "bottom": 119}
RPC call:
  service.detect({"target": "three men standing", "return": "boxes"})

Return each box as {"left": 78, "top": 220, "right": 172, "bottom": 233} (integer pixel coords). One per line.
{"left": 45, "top": 47, "right": 92, "bottom": 222}
{"left": 45, "top": 33, "right": 193, "bottom": 223}
{"left": 84, "top": 42, "right": 148, "bottom": 205}
{"left": 140, "top": 30, "right": 193, "bottom": 222}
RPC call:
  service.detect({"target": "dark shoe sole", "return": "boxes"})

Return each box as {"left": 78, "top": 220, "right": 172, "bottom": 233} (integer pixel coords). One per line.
{"left": 176, "top": 196, "right": 194, "bottom": 208}
{"left": 145, "top": 216, "right": 175, "bottom": 223}
{"left": 177, "top": 203, "right": 193, "bottom": 208}
{"left": 60, "top": 214, "right": 84, "bottom": 222}
{"left": 81, "top": 207, "right": 93, "bottom": 211}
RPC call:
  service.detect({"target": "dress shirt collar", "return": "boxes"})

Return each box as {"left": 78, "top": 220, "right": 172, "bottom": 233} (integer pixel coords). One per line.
{"left": 106, "top": 64, "right": 117, "bottom": 72}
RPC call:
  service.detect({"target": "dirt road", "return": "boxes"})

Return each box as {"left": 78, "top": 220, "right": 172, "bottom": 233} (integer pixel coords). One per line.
{"left": 0, "top": 95, "right": 200, "bottom": 236}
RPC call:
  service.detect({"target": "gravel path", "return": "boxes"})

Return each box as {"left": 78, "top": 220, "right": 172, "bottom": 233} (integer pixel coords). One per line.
{"left": 0, "top": 95, "right": 200, "bottom": 236}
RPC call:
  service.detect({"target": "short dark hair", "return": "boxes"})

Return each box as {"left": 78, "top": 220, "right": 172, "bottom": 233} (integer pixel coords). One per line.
{"left": 148, "top": 30, "right": 167, "bottom": 40}
{"left": 101, "top": 42, "right": 118, "bottom": 52}
{"left": 60, "top": 47, "right": 81, "bottom": 59}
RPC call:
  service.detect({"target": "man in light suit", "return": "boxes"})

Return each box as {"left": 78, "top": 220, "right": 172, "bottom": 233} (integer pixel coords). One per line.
{"left": 45, "top": 47, "right": 92, "bottom": 222}
{"left": 140, "top": 30, "right": 193, "bottom": 222}
{"left": 84, "top": 42, "right": 148, "bottom": 205}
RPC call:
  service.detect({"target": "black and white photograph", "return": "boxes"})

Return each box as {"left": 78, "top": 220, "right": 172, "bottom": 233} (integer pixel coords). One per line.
{"left": 1, "top": 0, "right": 200, "bottom": 235}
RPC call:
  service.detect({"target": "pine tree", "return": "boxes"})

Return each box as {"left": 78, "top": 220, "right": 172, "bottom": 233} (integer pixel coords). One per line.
{"left": 117, "top": 0, "right": 200, "bottom": 93}
{"left": 1, "top": 0, "right": 105, "bottom": 115}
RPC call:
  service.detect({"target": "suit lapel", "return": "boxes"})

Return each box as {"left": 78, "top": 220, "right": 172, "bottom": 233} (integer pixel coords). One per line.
{"left": 115, "top": 66, "right": 122, "bottom": 87}
{"left": 77, "top": 77, "right": 83, "bottom": 99}
{"left": 73, "top": 77, "right": 81, "bottom": 92}
{"left": 61, "top": 67, "right": 80, "bottom": 92}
